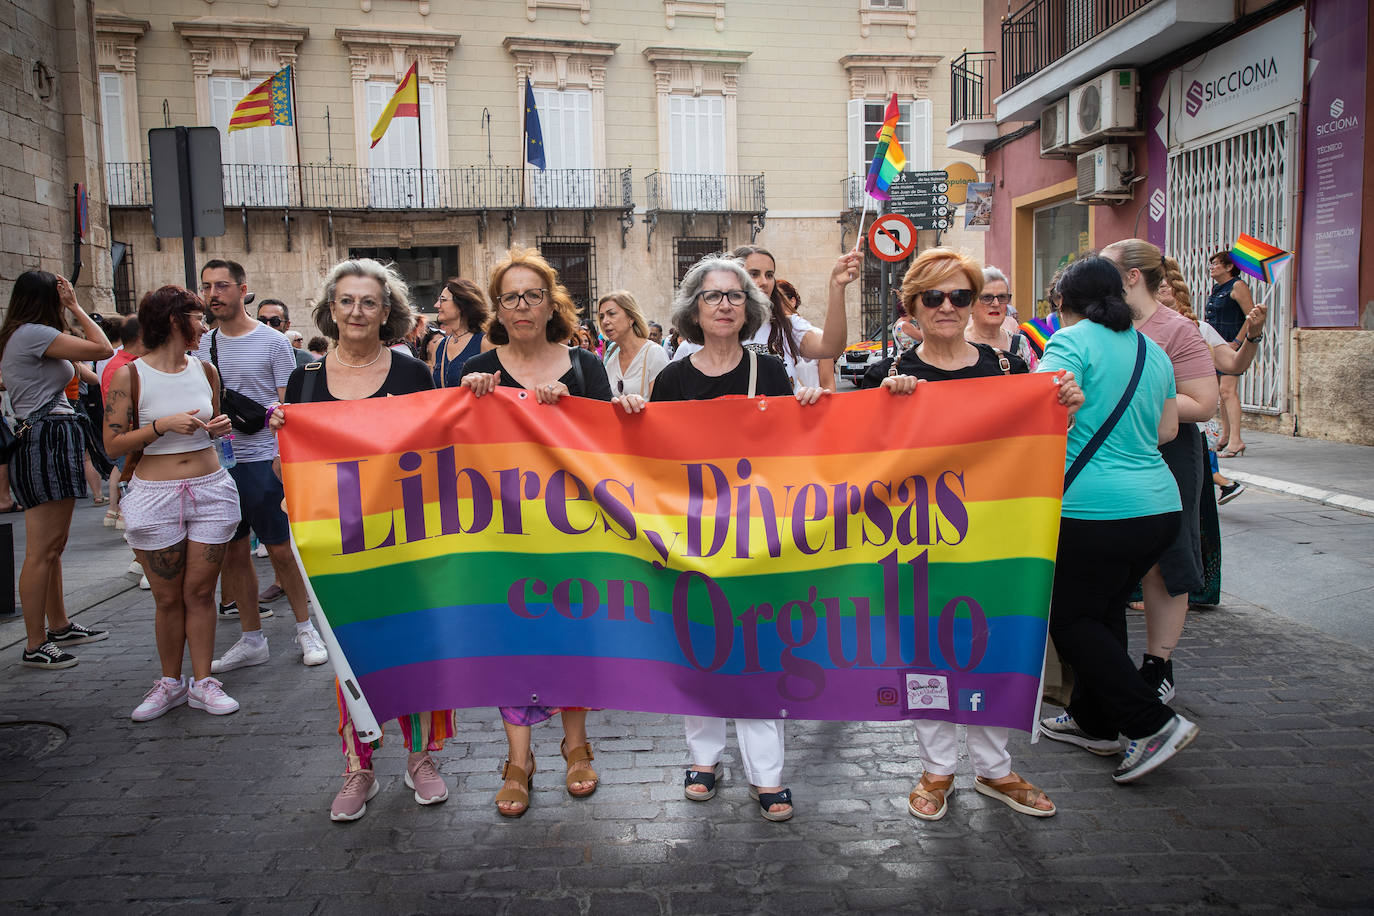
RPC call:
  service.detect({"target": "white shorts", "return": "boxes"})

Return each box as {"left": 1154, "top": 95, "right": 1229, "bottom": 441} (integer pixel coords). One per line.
{"left": 121, "top": 468, "right": 242, "bottom": 552}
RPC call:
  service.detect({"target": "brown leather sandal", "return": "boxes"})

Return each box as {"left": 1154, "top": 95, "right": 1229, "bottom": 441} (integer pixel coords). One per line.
{"left": 974, "top": 772, "right": 1056, "bottom": 817}
{"left": 495, "top": 758, "right": 535, "bottom": 818}
{"left": 907, "top": 772, "right": 954, "bottom": 821}
{"left": 560, "top": 739, "right": 599, "bottom": 798}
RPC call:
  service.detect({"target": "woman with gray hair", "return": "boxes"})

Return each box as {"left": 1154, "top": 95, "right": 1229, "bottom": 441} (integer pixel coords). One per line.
{"left": 966, "top": 265, "right": 1035, "bottom": 369}
{"left": 650, "top": 252, "right": 860, "bottom": 821}
{"left": 269, "top": 257, "right": 444, "bottom": 822}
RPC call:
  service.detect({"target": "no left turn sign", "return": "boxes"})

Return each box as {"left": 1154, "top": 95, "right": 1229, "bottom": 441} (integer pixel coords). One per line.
{"left": 867, "top": 213, "right": 917, "bottom": 262}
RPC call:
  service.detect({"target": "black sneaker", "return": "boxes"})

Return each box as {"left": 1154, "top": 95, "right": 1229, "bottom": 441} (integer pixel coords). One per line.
{"left": 46, "top": 621, "right": 108, "bottom": 646}
{"left": 217, "top": 602, "right": 239, "bottom": 619}
{"left": 1140, "top": 655, "right": 1176, "bottom": 703}
{"left": 22, "top": 642, "right": 78, "bottom": 669}
{"left": 1218, "top": 481, "right": 1245, "bottom": 505}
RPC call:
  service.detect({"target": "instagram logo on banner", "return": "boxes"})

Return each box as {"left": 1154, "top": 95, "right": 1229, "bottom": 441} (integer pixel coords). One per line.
{"left": 875, "top": 686, "right": 900, "bottom": 706}
{"left": 1185, "top": 81, "right": 1204, "bottom": 117}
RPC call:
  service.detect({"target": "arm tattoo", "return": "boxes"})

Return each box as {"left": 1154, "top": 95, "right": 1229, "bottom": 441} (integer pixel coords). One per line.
{"left": 106, "top": 388, "right": 127, "bottom": 435}
{"left": 145, "top": 543, "right": 187, "bottom": 581}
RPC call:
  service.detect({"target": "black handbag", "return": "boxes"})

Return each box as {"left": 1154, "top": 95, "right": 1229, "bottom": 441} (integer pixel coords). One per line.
{"left": 209, "top": 330, "right": 267, "bottom": 435}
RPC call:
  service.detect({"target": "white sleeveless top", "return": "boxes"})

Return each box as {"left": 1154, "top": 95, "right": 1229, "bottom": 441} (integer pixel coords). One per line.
{"left": 136, "top": 358, "right": 214, "bottom": 456}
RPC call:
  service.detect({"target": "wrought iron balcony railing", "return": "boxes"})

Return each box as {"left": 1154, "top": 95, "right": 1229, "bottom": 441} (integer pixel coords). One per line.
{"left": 842, "top": 175, "right": 866, "bottom": 212}
{"left": 1002, "top": 0, "right": 1153, "bottom": 91}
{"left": 951, "top": 50, "right": 998, "bottom": 124}
{"left": 644, "top": 171, "right": 765, "bottom": 214}
{"left": 105, "top": 163, "right": 634, "bottom": 212}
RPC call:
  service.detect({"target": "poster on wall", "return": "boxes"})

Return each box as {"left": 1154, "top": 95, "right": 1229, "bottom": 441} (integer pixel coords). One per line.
{"left": 1298, "top": 0, "right": 1367, "bottom": 328}
{"left": 964, "top": 182, "right": 992, "bottom": 231}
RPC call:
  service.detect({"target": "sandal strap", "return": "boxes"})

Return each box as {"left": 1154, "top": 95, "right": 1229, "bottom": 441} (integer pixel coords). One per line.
{"left": 909, "top": 773, "right": 954, "bottom": 806}
{"left": 499, "top": 759, "right": 531, "bottom": 785}
{"left": 977, "top": 774, "right": 1044, "bottom": 807}
{"left": 684, "top": 767, "right": 717, "bottom": 790}
{"left": 561, "top": 741, "right": 594, "bottom": 766}
{"left": 756, "top": 787, "right": 792, "bottom": 809}
{"left": 494, "top": 785, "right": 529, "bottom": 806}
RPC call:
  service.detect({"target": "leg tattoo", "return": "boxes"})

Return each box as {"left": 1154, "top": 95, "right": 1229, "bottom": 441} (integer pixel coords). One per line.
{"left": 146, "top": 543, "right": 188, "bottom": 580}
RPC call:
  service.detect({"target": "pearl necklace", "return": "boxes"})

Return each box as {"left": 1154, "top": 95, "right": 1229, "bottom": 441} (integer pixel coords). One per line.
{"left": 333, "top": 347, "right": 385, "bottom": 369}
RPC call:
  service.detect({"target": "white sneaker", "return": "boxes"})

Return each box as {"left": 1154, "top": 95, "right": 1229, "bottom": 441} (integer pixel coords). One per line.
{"left": 128, "top": 560, "right": 143, "bottom": 576}
{"left": 188, "top": 676, "right": 240, "bottom": 715}
{"left": 254, "top": 543, "right": 269, "bottom": 558}
{"left": 211, "top": 635, "right": 269, "bottom": 673}
{"left": 131, "top": 677, "right": 188, "bottom": 722}
{"left": 139, "top": 575, "right": 151, "bottom": 590}
{"left": 296, "top": 628, "right": 328, "bottom": 666}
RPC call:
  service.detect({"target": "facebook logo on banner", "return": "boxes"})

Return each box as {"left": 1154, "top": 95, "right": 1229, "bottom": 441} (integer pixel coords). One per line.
{"left": 958, "top": 690, "right": 985, "bottom": 712}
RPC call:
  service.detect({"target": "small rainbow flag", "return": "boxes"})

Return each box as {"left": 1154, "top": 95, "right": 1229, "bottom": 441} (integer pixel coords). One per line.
{"left": 1230, "top": 233, "right": 1292, "bottom": 283}
{"left": 227, "top": 66, "right": 294, "bottom": 133}
{"left": 1019, "top": 313, "right": 1061, "bottom": 358}
{"left": 370, "top": 61, "right": 419, "bottom": 148}
{"left": 865, "top": 92, "right": 906, "bottom": 201}
{"left": 280, "top": 379, "right": 1067, "bottom": 738}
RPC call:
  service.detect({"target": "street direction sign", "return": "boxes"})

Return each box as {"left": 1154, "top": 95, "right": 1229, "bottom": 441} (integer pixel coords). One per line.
{"left": 889, "top": 171, "right": 954, "bottom": 228}
{"left": 868, "top": 212, "right": 917, "bottom": 262}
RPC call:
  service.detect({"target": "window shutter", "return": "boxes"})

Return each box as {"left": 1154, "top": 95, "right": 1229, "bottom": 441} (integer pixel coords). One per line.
{"left": 847, "top": 98, "right": 865, "bottom": 175}
{"left": 910, "top": 98, "right": 933, "bottom": 173}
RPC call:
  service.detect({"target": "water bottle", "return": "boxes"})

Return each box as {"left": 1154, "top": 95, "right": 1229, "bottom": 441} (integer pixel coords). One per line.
{"left": 216, "top": 434, "right": 236, "bottom": 469}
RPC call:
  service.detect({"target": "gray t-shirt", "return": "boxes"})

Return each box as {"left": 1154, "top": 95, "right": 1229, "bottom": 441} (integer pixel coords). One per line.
{"left": 1, "top": 323, "right": 75, "bottom": 417}
{"left": 194, "top": 324, "right": 296, "bottom": 462}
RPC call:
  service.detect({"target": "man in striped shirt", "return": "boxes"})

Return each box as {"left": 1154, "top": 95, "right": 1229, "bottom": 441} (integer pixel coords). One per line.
{"left": 195, "top": 259, "right": 328, "bottom": 672}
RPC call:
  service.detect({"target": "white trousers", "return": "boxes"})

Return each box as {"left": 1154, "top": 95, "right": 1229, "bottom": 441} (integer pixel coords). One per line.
{"left": 913, "top": 720, "right": 1012, "bottom": 780}
{"left": 684, "top": 716, "right": 785, "bottom": 787}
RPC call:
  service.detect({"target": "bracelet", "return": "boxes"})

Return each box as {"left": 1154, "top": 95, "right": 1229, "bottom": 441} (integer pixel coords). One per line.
{"left": 1246, "top": 334, "right": 1262, "bottom": 343}
{"left": 150, "top": 418, "right": 160, "bottom": 436}
{"left": 265, "top": 404, "right": 281, "bottom": 424}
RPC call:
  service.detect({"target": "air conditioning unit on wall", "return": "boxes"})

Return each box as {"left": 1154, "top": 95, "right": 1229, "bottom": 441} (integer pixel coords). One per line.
{"left": 1040, "top": 98, "right": 1069, "bottom": 155}
{"left": 1077, "top": 144, "right": 1132, "bottom": 202}
{"left": 1069, "top": 69, "right": 1140, "bottom": 145}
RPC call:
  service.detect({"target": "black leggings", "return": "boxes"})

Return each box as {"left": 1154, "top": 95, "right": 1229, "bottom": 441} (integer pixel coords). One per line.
{"left": 1049, "top": 512, "right": 1181, "bottom": 741}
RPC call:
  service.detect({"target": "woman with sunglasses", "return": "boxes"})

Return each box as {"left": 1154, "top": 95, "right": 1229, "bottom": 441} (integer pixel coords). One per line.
{"left": 863, "top": 248, "right": 1079, "bottom": 821}
{"left": 461, "top": 247, "right": 626, "bottom": 818}
{"left": 597, "top": 290, "right": 668, "bottom": 399}
{"left": 966, "top": 266, "right": 1036, "bottom": 369}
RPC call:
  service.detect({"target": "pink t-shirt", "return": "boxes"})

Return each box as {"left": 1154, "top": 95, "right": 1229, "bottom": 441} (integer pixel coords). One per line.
{"left": 1137, "top": 305, "right": 1214, "bottom": 382}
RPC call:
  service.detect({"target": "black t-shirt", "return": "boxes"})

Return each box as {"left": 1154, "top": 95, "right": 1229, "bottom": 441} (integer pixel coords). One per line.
{"left": 459, "top": 346, "right": 613, "bottom": 402}
{"left": 650, "top": 350, "right": 793, "bottom": 402}
{"left": 860, "top": 341, "right": 1028, "bottom": 388}
{"left": 285, "top": 351, "right": 434, "bottom": 403}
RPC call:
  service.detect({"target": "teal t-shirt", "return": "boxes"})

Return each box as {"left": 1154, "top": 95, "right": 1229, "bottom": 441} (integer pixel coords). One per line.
{"left": 1037, "top": 320, "right": 1181, "bottom": 520}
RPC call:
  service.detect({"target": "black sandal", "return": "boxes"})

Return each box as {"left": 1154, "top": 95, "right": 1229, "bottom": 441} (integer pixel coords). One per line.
{"left": 683, "top": 764, "right": 718, "bottom": 801}
{"left": 756, "top": 787, "right": 794, "bottom": 822}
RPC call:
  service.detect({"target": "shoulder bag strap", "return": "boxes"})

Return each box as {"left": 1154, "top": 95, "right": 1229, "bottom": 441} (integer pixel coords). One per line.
{"left": 209, "top": 329, "right": 219, "bottom": 369}
{"left": 300, "top": 361, "right": 323, "bottom": 404}
{"left": 569, "top": 347, "right": 585, "bottom": 395}
{"left": 747, "top": 349, "right": 758, "bottom": 398}
{"left": 1064, "top": 332, "right": 1148, "bottom": 493}
{"left": 123, "top": 361, "right": 144, "bottom": 476}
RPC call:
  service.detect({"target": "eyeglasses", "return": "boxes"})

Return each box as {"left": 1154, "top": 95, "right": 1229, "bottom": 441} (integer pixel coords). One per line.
{"left": 199, "top": 281, "right": 236, "bottom": 294}
{"left": 498, "top": 288, "right": 547, "bottom": 310}
{"left": 697, "top": 290, "right": 747, "bottom": 307}
{"left": 333, "top": 296, "right": 384, "bottom": 313}
{"left": 978, "top": 293, "right": 1013, "bottom": 305}
{"left": 258, "top": 315, "right": 284, "bottom": 328}
{"left": 918, "top": 289, "right": 976, "bottom": 309}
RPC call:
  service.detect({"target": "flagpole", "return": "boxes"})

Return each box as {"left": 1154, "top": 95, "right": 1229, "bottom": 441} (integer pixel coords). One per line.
{"left": 854, "top": 194, "right": 871, "bottom": 253}
{"left": 289, "top": 65, "right": 305, "bottom": 207}
{"left": 520, "top": 75, "right": 527, "bottom": 210}
{"left": 416, "top": 63, "right": 425, "bottom": 209}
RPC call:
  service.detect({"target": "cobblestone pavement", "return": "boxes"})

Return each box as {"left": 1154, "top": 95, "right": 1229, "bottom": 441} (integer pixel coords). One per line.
{"left": 2, "top": 569, "right": 1372, "bottom": 914}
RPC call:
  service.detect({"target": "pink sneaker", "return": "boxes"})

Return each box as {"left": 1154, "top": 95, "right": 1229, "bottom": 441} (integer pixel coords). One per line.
{"left": 187, "top": 676, "right": 240, "bottom": 715}
{"left": 131, "top": 677, "right": 188, "bottom": 722}
{"left": 331, "top": 769, "right": 379, "bottom": 822}
{"left": 405, "top": 751, "right": 449, "bottom": 805}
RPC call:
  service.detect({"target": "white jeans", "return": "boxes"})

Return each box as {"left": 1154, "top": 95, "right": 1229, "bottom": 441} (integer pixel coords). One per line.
{"left": 913, "top": 720, "right": 1012, "bottom": 780}
{"left": 684, "top": 716, "right": 784, "bottom": 787}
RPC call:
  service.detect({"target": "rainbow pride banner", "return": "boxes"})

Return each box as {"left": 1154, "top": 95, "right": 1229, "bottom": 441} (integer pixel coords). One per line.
{"left": 1231, "top": 233, "right": 1292, "bottom": 283}
{"left": 280, "top": 378, "right": 1067, "bottom": 741}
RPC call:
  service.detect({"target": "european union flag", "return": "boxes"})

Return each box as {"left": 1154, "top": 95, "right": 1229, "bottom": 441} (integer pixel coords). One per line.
{"left": 524, "top": 81, "right": 546, "bottom": 171}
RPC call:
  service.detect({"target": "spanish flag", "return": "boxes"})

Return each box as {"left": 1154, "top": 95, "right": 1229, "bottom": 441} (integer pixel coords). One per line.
{"left": 370, "top": 62, "right": 419, "bottom": 148}
{"left": 227, "top": 66, "right": 294, "bottom": 133}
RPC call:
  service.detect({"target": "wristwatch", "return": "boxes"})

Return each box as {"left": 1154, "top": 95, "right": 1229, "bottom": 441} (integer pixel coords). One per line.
{"left": 1245, "top": 334, "right": 1262, "bottom": 343}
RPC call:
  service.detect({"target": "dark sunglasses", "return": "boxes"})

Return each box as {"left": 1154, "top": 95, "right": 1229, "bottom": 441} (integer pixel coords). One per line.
{"left": 919, "top": 289, "right": 976, "bottom": 309}
{"left": 258, "top": 315, "right": 284, "bottom": 328}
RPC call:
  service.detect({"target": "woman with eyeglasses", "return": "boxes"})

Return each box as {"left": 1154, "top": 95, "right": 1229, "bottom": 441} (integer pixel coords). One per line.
{"left": 966, "top": 266, "right": 1036, "bottom": 369}
{"left": 597, "top": 290, "right": 668, "bottom": 399}
{"left": 862, "top": 248, "right": 1080, "bottom": 821}
{"left": 460, "top": 246, "right": 626, "bottom": 818}
{"left": 104, "top": 286, "right": 241, "bottom": 720}
{"left": 432, "top": 277, "right": 491, "bottom": 388}
{"left": 651, "top": 252, "right": 857, "bottom": 822}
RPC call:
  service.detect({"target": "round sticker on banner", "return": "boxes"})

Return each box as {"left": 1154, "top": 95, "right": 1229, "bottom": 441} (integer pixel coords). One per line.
{"left": 867, "top": 213, "right": 917, "bottom": 262}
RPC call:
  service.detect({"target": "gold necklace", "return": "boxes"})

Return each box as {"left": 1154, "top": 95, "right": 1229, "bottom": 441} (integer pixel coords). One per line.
{"left": 334, "top": 347, "right": 385, "bottom": 369}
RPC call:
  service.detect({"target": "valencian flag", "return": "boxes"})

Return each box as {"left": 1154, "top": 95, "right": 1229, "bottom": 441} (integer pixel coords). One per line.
{"left": 370, "top": 61, "right": 420, "bottom": 148}
{"left": 865, "top": 92, "right": 906, "bottom": 201}
{"left": 227, "top": 66, "right": 294, "bottom": 132}
{"left": 524, "top": 81, "right": 546, "bottom": 170}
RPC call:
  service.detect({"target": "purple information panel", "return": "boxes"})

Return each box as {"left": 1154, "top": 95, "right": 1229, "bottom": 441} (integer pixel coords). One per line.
{"left": 1298, "top": 0, "right": 1368, "bottom": 327}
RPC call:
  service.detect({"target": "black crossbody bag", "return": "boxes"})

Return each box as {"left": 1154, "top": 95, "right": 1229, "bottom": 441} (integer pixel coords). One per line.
{"left": 209, "top": 330, "right": 268, "bottom": 435}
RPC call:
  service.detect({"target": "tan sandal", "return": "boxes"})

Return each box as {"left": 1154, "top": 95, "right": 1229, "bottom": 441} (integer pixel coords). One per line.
{"left": 495, "top": 758, "right": 535, "bottom": 818}
{"left": 560, "top": 739, "right": 599, "bottom": 798}
{"left": 974, "top": 772, "right": 1056, "bottom": 817}
{"left": 907, "top": 772, "right": 954, "bottom": 821}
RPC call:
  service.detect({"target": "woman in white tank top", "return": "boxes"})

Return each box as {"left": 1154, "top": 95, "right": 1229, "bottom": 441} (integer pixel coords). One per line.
{"left": 104, "top": 286, "right": 243, "bottom": 722}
